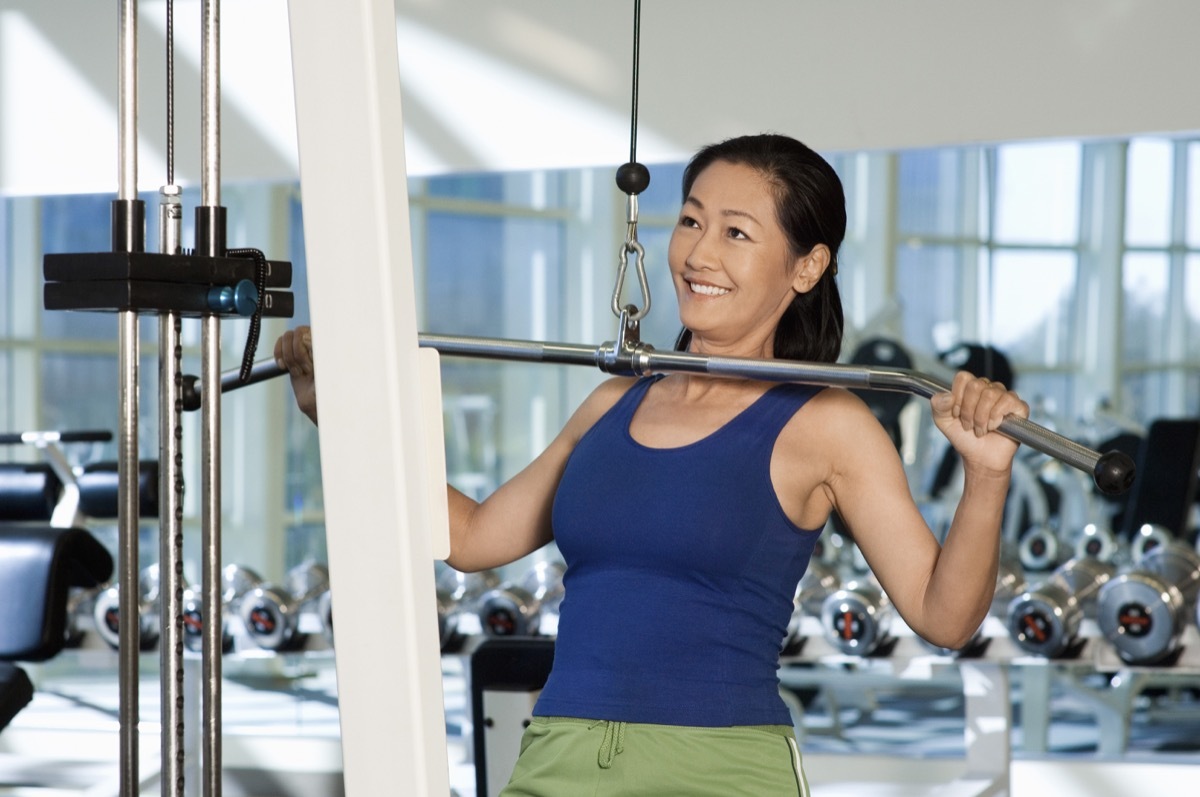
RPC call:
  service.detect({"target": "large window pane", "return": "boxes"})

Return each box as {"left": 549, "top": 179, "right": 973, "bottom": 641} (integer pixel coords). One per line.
{"left": 1187, "top": 143, "right": 1200, "bottom": 248}
{"left": 39, "top": 353, "right": 160, "bottom": 464}
{"left": 897, "top": 149, "right": 967, "bottom": 238}
{"left": 1015, "top": 372, "right": 1073, "bottom": 426}
{"left": 636, "top": 162, "right": 686, "bottom": 217}
{"left": 1186, "top": 254, "right": 1200, "bottom": 360}
{"left": 895, "top": 244, "right": 965, "bottom": 354}
{"left": 994, "top": 142, "right": 1081, "bottom": 245}
{"left": 1125, "top": 138, "right": 1174, "bottom": 247}
{"left": 988, "top": 249, "right": 1076, "bottom": 366}
{"left": 1122, "top": 370, "right": 1174, "bottom": 426}
{"left": 1122, "top": 252, "right": 1170, "bottom": 364}
{"left": 1, "top": 199, "right": 9, "bottom": 337}
{"left": 41, "top": 194, "right": 120, "bottom": 340}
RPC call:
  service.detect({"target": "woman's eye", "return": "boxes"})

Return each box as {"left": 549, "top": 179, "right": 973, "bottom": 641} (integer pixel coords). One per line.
{"left": 728, "top": 227, "right": 748, "bottom": 240}
{"left": 678, "top": 215, "right": 699, "bottom": 228}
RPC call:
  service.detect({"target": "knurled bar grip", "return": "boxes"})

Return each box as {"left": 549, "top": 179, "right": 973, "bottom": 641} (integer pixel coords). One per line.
{"left": 202, "top": 333, "right": 1136, "bottom": 495}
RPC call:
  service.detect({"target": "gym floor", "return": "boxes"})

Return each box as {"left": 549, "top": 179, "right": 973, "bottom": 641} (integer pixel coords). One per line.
{"left": 2, "top": 650, "right": 1199, "bottom": 796}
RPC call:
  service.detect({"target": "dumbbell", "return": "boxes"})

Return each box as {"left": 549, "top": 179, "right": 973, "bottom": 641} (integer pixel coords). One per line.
{"left": 1018, "top": 524, "right": 1065, "bottom": 572}
{"left": 317, "top": 589, "right": 334, "bottom": 647}
{"left": 820, "top": 579, "right": 894, "bottom": 657}
{"left": 435, "top": 566, "right": 501, "bottom": 650}
{"left": 1097, "top": 542, "right": 1200, "bottom": 665}
{"left": 812, "top": 528, "right": 846, "bottom": 569}
{"left": 1074, "top": 523, "right": 1120, "bottom": 565}
{"left": 92, "top": 565, "right": 161, "bottom": 651}
{"left": 478, "top": 560, "right": 566, "bottom": 638}
{"left": 1131, "top": 523, "right": 1175, "bottom": 563}
{"left": 783, "top": 561, "right": 840, "bottom": 653}
{"left": 65, "top": 584, "right": 105, "bottom": 648}
{"left": 237, "top": 562, "right": 331, "bottom": 652}
{"left": 1006, "top": 557, "right": 1116, "bottom": 658}
{"left": 181, "top": 564, "right": 263, "bottom": 653}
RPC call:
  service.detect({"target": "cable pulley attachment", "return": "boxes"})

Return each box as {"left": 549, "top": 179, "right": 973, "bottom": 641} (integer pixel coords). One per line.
{"left": 610, "top": 0, "right": 652, "bottom": 324}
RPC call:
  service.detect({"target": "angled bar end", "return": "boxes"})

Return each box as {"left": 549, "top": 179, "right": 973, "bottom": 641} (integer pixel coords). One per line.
{"left": 1094, "top": 450, "right": 1136, "bottom": 496}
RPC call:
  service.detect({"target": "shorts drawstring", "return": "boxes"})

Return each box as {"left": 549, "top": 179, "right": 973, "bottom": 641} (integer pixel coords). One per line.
{"left": 589, "top": 719, "right": 627, "bottom": 769}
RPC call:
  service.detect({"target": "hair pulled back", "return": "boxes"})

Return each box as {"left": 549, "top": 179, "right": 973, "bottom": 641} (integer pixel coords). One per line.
{"left": 673, "top": 133, "right": 846, "bottom": 363}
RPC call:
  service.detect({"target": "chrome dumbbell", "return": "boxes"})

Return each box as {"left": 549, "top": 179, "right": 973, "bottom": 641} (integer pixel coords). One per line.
{"left": 317, "top": 589, "right": 333, "bottom": 648}
{"left": 1097, "top": 542, "right": 1200, "bottom": 665}
{"left": 65, "top": 584, "right": 106, "bottom": 648}
{"left": 1131, "top": 523, "right": 1175, "bottom": 563}
{"left": 812, "top": 527, "right": 847, "bottom": 569}
{"left": 820, "top": 579, "right": 894, "bottom": 657}
{"left": 181, "top": 564, "right": 262, "bottom": 653}
{"left": 1074, "top": 523, "right": 1120, "bottom": 564}
{"left": 478, "top": 560, "right": 566, "bottom": 638}
{"left": 238, "top": 562, "right": 331, "bottom": 652}
{"left": 1006, "top": 557, "right": 1115, "bottom": 658}
{"left": 784, "top": 561, "right": 840, "bottom": 654}
{"left": 1018, "top": 524, "right": 1065, "bottom": 572}
{"left": 92, "top": 564, "right": 161, "bottom": 651}
{"left": 435, "top": 565, "right": 501, "bottom": 650}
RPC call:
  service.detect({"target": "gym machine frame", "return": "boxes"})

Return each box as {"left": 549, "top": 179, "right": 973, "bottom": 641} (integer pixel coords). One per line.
{"left": 43, "top": 3, "right": 1137, "bottom": 797}
{"left": 40, "top": 2, "right": 294, "bottom": 795}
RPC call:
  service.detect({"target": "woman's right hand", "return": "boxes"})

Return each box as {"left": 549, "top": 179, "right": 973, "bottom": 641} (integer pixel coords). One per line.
{"left": 274, "top": 326, "right": 318, "bottom": 425}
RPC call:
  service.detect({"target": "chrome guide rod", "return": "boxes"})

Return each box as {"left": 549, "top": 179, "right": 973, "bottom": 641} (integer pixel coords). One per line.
{"left": 116, "top": 2, "right": 141, "bottom": 795}
{"left": 208, "top": 333, "right": 1135, "bottom": 495}
{"left": 199, "top": 1, "right": 223, "bottom": 795}
{"left": 200, "top": 314, "right": 222, "bottom": 797}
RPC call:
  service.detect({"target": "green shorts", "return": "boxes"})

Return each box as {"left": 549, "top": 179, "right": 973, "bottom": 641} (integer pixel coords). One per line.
{"left": 499, "top": 716, "right": 810, "bottom": 796}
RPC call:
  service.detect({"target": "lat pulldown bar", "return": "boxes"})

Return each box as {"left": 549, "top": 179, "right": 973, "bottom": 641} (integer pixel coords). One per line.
{"left": 184, "top": 331, "right": 1136, "bottom": 496}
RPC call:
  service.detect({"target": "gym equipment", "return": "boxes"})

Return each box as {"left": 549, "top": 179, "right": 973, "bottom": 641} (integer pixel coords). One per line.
{"left": 318, "top": 589, "right": 334, "bottom": 647}
{"left": 847, "top": 337, "right": 915, "bottom": 448}
{"left": 470, "top": 637, "right": 556, "bottom": 797}
{"left": 1131, "top": 523, "right": 1175, "bottom": 563}
{"left": 181, "top": 564, "right": 263, "bottom": 654}
{"left": 218, "top": 332, "right": 1135, "bottom": 497}
{"left": 811, "top": 527, "right": 847, "bottom": 568}
{"left": 477, "top": 561, "right": 566, "bottom": 638}
{"left": 237, "top": 562, "right": 330, "bottom": 652}
{"left": 0, "top": 525, "right": 113, "bottom": 661}
{"left": 1018, "top": 524, "right": 1065, "bottom": 572}
{"left": 0, "top": 464, "right": 63, "bottom": 522}
{"left": 92, "top": 565, "right": 162, "bottom": 651}
{"left": 1074, "top": 522, "right": 1120, "bottom": 564}
{"left": 784, "top": 561, "right": 840, "bottom": 653}
{"left": 0, "top": 663, "right": 34, "bottom": 734}
{"left": 435, "top": 566, "right": 500, "bottom": 651}
{"left": 1006, "top": 557, "right": 1115, "bottom": 658}
{"left": 1118, "top": 418, "right": 1200, "bottom": 539}
{"left": 820, "top": 579, "right": 895, "bottom": 656}
{"left": 1097, "top": 541, "right": 1200, "bottom": 665}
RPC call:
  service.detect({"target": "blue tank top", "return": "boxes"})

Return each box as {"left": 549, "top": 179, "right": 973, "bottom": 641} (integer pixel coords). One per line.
{"left": 535, "top": 375, "right": 823, "bottom": 726}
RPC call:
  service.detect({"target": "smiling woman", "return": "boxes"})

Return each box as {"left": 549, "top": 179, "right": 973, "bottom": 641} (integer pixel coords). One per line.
{"left": 277, "top": 133, "right": 1031, "bottom": 796}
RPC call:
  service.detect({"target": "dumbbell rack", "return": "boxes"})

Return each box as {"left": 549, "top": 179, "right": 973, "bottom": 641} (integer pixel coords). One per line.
{"left": 779, "top": 615, "right": 1200, "bottom": 796}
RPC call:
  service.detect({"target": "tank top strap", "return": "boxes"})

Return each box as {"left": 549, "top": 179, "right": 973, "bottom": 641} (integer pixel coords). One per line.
{"left": 732, "top": 382, "right": 823, "bottom": 439}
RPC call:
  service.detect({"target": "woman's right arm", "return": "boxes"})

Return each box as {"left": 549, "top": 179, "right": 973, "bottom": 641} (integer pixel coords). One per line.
{"left": 275, "top": 326, "right": 631, "bottom": 573}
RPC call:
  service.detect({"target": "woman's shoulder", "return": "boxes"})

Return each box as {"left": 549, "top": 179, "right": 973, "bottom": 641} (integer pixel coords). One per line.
{"left": 784, "top": 385, "right": 885, "bottom": 440}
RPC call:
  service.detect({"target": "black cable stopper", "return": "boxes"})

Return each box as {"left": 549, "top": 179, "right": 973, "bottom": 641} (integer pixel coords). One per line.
{"left": 616, "top": 162, "right": 651, "bottom": 196}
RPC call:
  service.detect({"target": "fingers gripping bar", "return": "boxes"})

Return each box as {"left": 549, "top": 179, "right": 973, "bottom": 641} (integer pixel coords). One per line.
{"left": 193, "top": 333, "right": 1136, "bottom": 496}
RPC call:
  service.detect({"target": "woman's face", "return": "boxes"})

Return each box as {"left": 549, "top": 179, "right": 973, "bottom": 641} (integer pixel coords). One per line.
{"left": 668, "top": 160, "right": 807, "bottom": 356}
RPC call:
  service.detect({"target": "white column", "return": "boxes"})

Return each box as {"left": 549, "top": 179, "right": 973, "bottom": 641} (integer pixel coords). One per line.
{"left": 287, "top": 2, "right": 450, "bottom": 794}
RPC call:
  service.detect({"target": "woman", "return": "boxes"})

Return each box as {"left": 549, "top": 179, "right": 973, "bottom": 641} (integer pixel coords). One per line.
{"left": 276, "top": 134, "right": 1027, "bottom": 796}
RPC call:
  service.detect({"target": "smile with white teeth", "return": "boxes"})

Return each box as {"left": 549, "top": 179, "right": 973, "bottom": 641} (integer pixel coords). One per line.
{"left": 689, "top": 281, "right": 730, "bottom": 296}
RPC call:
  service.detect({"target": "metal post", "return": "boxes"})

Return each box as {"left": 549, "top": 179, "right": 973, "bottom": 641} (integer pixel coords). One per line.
{"left": 199, "top": 2, "right": 223, "bottom": 795}
{"left": 116, "top": 3, "right": 141, "bottom": 796}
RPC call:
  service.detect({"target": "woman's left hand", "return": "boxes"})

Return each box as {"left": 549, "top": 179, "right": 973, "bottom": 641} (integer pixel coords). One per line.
{"left": 930, "top": 371, "right": 1030, "bottom": 476}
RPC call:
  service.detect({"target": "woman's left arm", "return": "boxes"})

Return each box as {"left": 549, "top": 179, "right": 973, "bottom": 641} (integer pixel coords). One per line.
{"left": 814, "top": 373, "right": 1028, "bottom": 649}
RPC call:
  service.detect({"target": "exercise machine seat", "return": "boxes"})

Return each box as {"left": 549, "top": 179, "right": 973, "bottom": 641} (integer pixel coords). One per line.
{"left": 0, "top": 525, "right": 113, "bottom": 662}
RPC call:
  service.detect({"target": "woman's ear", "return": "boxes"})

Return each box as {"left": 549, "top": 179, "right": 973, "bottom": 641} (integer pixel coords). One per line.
{"left": 791, "top": 244, "right": 831, "bottom": 294}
